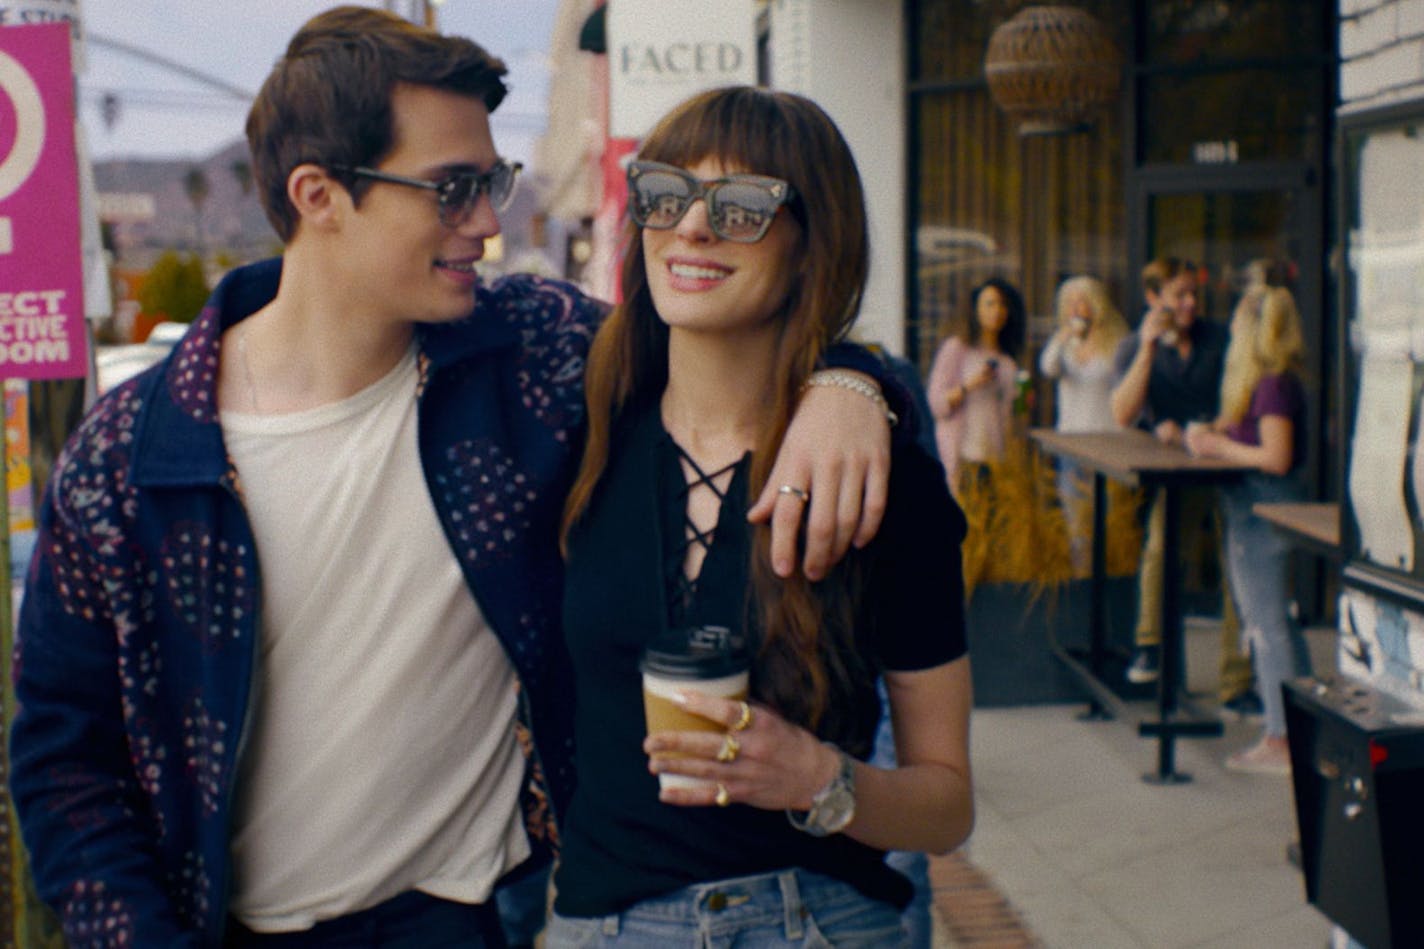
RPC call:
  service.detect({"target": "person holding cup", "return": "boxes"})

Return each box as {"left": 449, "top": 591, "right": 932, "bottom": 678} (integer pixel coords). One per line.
{"left": 1038, "top": 275, "right": 1129, "bottom": 569}
{"left": 1109, "top": 258, "right": 1253, "bottom": 708}
{"left": 552, "top": 86, "right": 973, "bottom": 947}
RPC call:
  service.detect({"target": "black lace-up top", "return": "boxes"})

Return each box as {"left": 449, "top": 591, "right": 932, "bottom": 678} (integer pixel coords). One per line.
{"left": 555, "top": 404, "right": 968, "bottom": 918}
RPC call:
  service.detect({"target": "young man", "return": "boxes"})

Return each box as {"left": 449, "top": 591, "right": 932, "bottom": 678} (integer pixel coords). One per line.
{"left": 8, "top": 9, "right": 896, "bottom": 947}
{"left": 1110, "top": 258, "right": 1253, "bottom": 706}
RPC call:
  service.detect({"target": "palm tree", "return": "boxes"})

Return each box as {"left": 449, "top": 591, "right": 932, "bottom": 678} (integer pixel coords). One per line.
{"left": 229, "top": 159, "right": 252, "bottom": 197}
{"left": 183, "top": 166, "right": 210, "bottom": 249}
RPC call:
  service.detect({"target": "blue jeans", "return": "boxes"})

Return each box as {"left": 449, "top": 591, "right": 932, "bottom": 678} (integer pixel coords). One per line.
{"left": 1219, "top": 473, "right": 1312, "bottom": 737}
{"left": 223, "top": 890, "right": 507, "bottom": 948}
{"left": 545, "top": 868, "right": 906, "bottom": 948}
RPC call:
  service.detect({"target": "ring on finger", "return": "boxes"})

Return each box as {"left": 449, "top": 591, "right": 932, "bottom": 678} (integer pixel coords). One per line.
{"left": 731, "top": 700, "right": 753, "bottom": 732}
{"left": 777, "top": 484, "right": 811, "bottom": 504}
{"left": 716, "top": 733, "right": 741, "bottom": 763}
{"left": 715, "top": 783, "right": 731, "bottom": 807}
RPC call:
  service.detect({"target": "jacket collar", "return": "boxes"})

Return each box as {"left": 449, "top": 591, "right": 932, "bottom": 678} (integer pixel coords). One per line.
{"left": 129, "top": 257, "right": 520, "bottom": 488}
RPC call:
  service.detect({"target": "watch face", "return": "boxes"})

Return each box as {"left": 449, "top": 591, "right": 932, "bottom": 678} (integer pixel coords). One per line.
{"left": 817, "top": 786, "right": 856, "bottom": 834}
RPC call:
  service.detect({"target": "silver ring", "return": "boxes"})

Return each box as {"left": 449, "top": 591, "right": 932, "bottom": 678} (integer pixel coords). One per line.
{"left": 777, "top": 484, "right": 810, "bottom": 503}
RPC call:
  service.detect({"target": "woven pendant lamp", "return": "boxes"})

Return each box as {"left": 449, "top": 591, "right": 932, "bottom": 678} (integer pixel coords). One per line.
{"left": 984, "top": 5, "right": 1122, "bottom": 136}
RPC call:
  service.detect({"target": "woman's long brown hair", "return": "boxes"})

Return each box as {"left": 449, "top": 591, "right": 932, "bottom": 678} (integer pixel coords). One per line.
{"left": 560, "top": 86, "right": 873, "bottom": 747}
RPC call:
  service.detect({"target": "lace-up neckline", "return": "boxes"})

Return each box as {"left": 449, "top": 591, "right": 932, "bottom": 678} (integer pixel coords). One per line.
{"left": 666, "top": 443, "right": 743, "bottom": 626}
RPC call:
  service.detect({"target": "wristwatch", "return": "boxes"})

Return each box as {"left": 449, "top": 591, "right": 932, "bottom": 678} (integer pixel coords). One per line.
{"left": 786, "top": 745, "right": 857, "bottom": 837}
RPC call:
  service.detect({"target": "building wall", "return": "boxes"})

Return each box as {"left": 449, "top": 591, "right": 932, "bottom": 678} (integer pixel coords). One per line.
{"left": 1337, "top": 0, "right": 1424, "bottom": 702}
{"left": 1341, "top": 0, "right": 1424, "bottom": 114}
{"left": 771, "top": 0, "right": 907, "bottom": 355}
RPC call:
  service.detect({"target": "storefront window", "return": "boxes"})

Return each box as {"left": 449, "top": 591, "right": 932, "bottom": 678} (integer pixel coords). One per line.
{"left": 1139, "top": 67, "right": 1324, "bottom": 164}
{"left": 1144, "top": 0, "right": 1324, "bottom": 66}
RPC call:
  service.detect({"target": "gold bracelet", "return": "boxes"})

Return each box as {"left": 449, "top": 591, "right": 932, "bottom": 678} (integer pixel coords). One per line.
{"left": 802, "top": 370, "right": 899, "bottom": 426}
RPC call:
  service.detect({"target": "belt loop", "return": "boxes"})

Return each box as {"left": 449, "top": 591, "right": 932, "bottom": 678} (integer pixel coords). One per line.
{"left": 601, "top": 913, "right": 620, "bottom": 936}
{"left": 778, "top": 869, "right": 805, "bottom": 940}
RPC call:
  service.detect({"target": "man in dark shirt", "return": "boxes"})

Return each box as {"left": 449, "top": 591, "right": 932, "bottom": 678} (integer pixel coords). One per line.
{"left": 1110, "top": 258, "right": 1254, "bottom": 709}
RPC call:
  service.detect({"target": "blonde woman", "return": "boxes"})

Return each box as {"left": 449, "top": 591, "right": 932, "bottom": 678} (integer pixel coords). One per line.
{"left": 1039, "top": 275, "right": 1129, "bottom": 564}
{"left": 1185, "top": 286, "right": 1311, "bottom": 775}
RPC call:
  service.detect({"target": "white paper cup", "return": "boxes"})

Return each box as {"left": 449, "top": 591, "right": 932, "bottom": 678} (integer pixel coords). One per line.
{"left": 640, "top": 626, "right": 749, "bottom": 791}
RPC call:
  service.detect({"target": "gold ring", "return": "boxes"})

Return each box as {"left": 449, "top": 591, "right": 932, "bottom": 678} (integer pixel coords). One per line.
{"left": 715, "top": 783, "right": 731, "bottom": 807}
{"left": 777, "top": 484, "right": 810, "bottom": 503}
{"left": 731, "top": 701, "right": 753, "bottom": 732}
{"left": 716, "top": 733, "right": 740, "bottom": 763}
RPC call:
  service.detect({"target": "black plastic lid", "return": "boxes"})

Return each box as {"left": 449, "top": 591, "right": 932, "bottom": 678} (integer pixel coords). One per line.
{"left": 640, "top": 625, "right": 749, "bottom": 679}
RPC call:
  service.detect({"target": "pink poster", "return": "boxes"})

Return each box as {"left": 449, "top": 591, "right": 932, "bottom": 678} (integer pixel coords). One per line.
{"left": 0, "top": 22, "right": 86, "bottom": 380}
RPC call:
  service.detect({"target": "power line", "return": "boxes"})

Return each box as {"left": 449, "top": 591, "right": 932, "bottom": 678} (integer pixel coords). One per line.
{"left": 87, "top": 33, "right": 253, "bottom": 101}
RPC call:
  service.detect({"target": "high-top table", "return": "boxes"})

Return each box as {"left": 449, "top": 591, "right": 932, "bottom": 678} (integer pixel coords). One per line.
{"left": 1029, "top": 428, "right": 1257, "bottom": 783}
{"left": 1252, "top": 501, "right": 1341, "bottom": 560}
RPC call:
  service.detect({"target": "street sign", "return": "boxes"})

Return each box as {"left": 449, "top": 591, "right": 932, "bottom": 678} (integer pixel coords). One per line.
{"left": 0, "top": 22, "right": 88, "bottom": 379}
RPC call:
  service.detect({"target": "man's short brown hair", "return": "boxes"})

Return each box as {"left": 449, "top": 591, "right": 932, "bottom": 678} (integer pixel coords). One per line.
{"left": 1140, "top": 257, "right": 1197, "bottom": 296}
{"left": 245, "top": 5, "right": 508, "bottom": 241}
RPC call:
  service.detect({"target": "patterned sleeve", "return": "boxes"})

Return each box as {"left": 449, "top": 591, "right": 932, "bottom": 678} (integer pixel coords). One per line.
{"left": 10, "top": 416, "right": 202, "bottom": 947}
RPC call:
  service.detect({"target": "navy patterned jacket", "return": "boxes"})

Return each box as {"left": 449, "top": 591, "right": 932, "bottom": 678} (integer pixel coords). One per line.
{"left": 9, "top": 258, "right": 598, "bottom": 946}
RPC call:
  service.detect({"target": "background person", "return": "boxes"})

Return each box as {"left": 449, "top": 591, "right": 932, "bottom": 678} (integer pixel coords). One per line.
{"left": 548, "top": 86, "right": 973, "bottom": 948}
{"left": 1185, "top": 286, "right": 1312, "bottom": 774}
{"left": 8, "top": 10, "right": 902, "bottom": 947}
{"left": 927, "top": 277, "right": 1026, "bottom": 496}
{"left": 1038, "top": 274, "right": 1128, "bottom": 568}
{"left": 1109, "top": 258, "right": 1254, "bottom": 713}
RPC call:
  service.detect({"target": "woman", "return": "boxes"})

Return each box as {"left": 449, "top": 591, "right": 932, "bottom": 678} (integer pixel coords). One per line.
{"left": 926, "top": 278, "right": 1026, "bottom": 495}
{"left": 1038, "top": 275, "right": 1129, "bottom": 566}
{"left": 551, "top": 87, "right": 973, "bottom": 947}
{"left": 1185, "top": 286, "right": 1311, "bottom": 775}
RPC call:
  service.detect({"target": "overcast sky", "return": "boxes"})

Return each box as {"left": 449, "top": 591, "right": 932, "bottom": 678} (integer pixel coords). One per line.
{"left": 77, "top": 1, "right": 561, "bottom": 166}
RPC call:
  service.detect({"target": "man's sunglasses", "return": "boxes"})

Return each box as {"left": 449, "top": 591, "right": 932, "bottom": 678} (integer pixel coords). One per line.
{"left": 626, "top": 160, "right": 798, "bottom": 244}
{"left": 333, "top": 159, "right": 523, "bottom": 227}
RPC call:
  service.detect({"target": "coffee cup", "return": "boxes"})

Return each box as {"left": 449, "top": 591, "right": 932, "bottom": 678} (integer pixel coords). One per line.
{"left": 1070, "top": 315, "right": 1090, "bottom": 337}
{"left": 641, "top": 625, "right": 750, "bottom": 790}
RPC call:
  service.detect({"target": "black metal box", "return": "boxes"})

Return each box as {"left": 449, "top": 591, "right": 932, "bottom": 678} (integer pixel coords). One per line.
{"left": 1284, "top": 677, "right": 1424, "bottom": 949}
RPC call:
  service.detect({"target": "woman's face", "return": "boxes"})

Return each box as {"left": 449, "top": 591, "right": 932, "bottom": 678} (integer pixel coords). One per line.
{"left": 976, "top": 286, "right": 1009, "bottom": 334}
{"left": 642, "top": 157, "right": 801, "bottom": 340}
{"left": 1067, "top": 291, "right": 1093, "bottom": 322}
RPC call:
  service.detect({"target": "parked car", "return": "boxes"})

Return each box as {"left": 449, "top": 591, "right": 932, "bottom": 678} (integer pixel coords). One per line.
{"left": 95, "top": 321, "right": 187, "bottom": 394}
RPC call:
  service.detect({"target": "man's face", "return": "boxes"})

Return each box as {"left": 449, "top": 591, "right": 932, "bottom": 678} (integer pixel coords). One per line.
{"left": 336, "top": 83, "right": 503, "bottom": 325}
{"left": 1149, "top": 272, "right": 1198, "bottom": 331}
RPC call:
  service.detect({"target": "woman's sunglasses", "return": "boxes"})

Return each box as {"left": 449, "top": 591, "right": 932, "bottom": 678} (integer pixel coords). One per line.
{"left": 626, "top": 160, "right": 797, "bottom": 244}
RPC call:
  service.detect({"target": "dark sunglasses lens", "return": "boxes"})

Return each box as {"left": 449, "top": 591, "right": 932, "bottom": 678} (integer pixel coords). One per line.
{"left": 631, "top": 171, "right": 695, "bottom": 229}
{"left": 438, "top": 163, "right": 518, "bottom": 225}
{"left": 487, "top": 162, "right": 518, "bottom": 212}
{"left": 708, "top": 182, "right": 782, "bottom": 242}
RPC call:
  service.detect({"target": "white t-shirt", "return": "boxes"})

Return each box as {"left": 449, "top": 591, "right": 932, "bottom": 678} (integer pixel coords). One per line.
{"left": 222, "top": 346, "right": 529, "bottom": 932}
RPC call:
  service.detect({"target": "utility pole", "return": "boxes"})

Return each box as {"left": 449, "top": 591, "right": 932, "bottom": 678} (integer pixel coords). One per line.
{"left": 383, "top": 0, "right": 438, "bottom": 28}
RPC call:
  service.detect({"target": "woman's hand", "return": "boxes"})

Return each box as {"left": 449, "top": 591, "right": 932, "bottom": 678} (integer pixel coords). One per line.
{"left": 643, "top": 692, "right": 839, "bottom": 812}
{"left": 1184, "top": 422, "right": 1223, "bottom": 457}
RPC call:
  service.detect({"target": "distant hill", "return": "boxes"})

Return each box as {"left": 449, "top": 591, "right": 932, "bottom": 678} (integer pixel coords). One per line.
{"left": 95, "top": 139, "right": 280, "bottom": 266}
{"left": 94, "top": 139, "right": 555, "bottom": 274}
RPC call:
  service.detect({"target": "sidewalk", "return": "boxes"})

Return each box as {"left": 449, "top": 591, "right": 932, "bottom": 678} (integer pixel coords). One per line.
{"left": 929, "top": 619, "right": 1337, "bottom": 948}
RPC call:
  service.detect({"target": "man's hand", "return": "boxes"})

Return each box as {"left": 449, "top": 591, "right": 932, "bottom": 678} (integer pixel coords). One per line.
{"left": 1153, "top": 419, "right": 1184, "bottom": 446}
{"left": 748, "top": 380, "right": 891, "bottom": 580}
{"left": 1140, "top": 305, "right": 1171, "bottom": 346}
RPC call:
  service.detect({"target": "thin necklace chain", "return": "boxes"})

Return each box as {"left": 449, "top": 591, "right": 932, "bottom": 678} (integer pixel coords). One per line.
{"left": 236, "top": 327, "right": 260, "bottom": 413}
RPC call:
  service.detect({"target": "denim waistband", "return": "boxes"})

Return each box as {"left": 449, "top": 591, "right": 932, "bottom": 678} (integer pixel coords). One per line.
{"left": 585, "top": 867, "right": 885, "bottom": 941}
